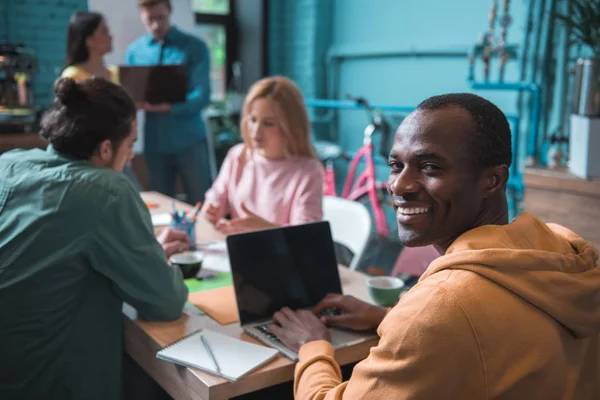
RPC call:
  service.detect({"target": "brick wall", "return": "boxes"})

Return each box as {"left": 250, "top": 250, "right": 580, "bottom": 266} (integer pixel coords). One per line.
{"left": 5, "top": 0, "right": 88, "bottom": 107}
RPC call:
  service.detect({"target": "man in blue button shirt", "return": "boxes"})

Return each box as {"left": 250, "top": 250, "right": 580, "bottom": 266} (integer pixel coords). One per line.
{"left": 127, "top": 0, "right": 212, "bottom": 204}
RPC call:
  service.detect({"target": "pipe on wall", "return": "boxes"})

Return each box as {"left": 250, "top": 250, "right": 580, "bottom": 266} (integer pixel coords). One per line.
{"left": 539, "top": 0, "right": 558, "bottom": 164}
{"left": 322, "top": 46, "right": 472, "bottom": 141}
{"left": 516, "top": 0, "right": 546, "bottom": 166}
{"left": 551, "top": 0, "right": 573, "bottom": 166}
{"left": 305, "top": 98, "right": 415, "bottom": 114}
{"left": 328, "top": 47, "right": 470, "bottom": 61}
{"left": 555, "top": 0, "right": 571, "bottom": 137}
{"left": 326, "top": 46, "right": 471, "bottom": 99}
{"left": 467, "top": 64, "right": 541, "bottom": 163}
{"left": 530, "top": 0, "right": 548, "bottom": 86}
{"left": 516, "top": 0, "right": 537, "bottom": 122}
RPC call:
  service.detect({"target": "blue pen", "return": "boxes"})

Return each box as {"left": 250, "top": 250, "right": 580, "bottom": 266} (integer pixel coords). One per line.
{"left": 171, "top": 201, "right": 181, "bottom": 222}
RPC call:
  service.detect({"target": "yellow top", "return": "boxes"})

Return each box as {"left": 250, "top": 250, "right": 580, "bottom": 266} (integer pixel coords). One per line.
{"left": 61, "top": 65, "right": 119, "bottom": 84}
{"left": 15, "top": 73, "right": 28, "bottom": 84}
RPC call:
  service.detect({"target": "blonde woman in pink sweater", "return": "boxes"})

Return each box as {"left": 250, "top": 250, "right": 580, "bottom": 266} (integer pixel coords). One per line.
{"left": 203, "top": 76, "right": 323, "bottom": 234}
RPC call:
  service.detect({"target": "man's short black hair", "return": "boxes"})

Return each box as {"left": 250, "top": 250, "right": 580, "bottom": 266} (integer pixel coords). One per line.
{"left": 416, "top": 93, "right": 512, "bottom": 169}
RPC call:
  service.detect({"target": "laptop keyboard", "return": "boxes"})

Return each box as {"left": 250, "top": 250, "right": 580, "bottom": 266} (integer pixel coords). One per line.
{"left": 318, "top": 308, "right": 340, "bottom": 318}
{"left": 255, "top": 323, "right": 281, "bottom": 343}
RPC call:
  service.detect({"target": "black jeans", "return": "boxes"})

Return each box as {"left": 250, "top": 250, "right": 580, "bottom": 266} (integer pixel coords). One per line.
{"left": 145, "top": 139, "right": 212, "bottom": 205}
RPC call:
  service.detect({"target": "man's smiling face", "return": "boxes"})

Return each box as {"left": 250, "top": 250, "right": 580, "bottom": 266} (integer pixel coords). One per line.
{"left": 387, "top": 106, "right": 488, "bottom": 248}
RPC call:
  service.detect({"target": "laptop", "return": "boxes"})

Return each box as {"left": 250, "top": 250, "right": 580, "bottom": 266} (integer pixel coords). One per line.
{"left": 226, "top": 221, "right": 376, "bottom": 361}
{"left": 118, "top": 64, "right": 187, "bottom": 104}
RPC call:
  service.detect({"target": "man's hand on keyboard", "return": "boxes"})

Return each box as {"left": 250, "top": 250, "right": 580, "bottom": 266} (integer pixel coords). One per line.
{"left": 268, "top": 307, "right": 331, "bottom": 352}
{"left": 313, "top": 294, "right": 387, "bottom": 332}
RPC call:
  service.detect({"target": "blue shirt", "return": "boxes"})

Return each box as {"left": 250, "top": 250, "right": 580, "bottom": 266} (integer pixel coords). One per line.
{"left": 126, "top": 26, "right": 211, "bottom": 154}
{"left": 0, "top": 146, "right": 188, "bottom": 400}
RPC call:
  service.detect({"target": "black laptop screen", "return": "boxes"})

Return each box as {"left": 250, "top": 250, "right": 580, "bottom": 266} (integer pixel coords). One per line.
{"left": 227, "top": 221, "right": 342, "bottom": 325}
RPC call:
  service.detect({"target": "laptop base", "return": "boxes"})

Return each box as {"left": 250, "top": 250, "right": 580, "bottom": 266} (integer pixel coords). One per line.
{"left": 243, "top": 323, "right": 376, "bottom": 361}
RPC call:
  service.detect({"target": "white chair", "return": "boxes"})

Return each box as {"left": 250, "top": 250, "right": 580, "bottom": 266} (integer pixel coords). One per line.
{"left": 323, "top": 196, "right": 372, "bottom": 270}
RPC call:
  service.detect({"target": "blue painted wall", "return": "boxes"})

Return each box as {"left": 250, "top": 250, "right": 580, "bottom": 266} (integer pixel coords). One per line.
{"left": 269, "top": 1, "right": 577, "bottom": 172}
{"left": 330, "top": 0, "right": 528, "bottom": 153}
{"left": 269, "top": 0, "right": 333, "bottom": 100}
{"left": 0, "top": 1, "right": 7, "bottom": 41}
{"left": 3, "top": 0, "right": 88, "bottom": 106}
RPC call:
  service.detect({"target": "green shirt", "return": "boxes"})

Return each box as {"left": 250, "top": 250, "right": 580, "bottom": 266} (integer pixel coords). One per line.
{"left": 0, "top": 146, "right": 188, "bottom": 400}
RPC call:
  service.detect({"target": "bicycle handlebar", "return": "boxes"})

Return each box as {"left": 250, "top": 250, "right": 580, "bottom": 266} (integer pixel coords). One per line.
{"left": 344, "top": 94, "right": 372, "bottom": 113}
{"left": 345, "top": 94, "right": 392, "bottom": 158}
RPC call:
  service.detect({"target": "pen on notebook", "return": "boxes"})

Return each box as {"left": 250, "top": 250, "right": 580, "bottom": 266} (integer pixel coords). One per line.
{"left": 200, "top": 333, "right": 221, "bottom": 375}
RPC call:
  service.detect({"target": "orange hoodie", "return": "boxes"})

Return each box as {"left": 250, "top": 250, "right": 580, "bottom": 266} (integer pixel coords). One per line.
{"left": 295, "top": 213, "right": 600, "bottom": 399}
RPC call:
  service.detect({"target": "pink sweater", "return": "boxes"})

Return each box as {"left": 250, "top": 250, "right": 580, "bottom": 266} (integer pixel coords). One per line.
{"left": 204, "top": 144, "right": 324, "bottom": 225}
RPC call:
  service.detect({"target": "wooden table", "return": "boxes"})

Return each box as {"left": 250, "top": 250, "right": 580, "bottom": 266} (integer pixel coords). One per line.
{"left": 123, "top": 192, "right": 378, "bottom": 400}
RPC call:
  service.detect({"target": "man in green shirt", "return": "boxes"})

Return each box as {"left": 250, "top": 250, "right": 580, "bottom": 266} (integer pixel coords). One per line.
{"left": 0, "top": 77, "right": 189, "bottom": 400}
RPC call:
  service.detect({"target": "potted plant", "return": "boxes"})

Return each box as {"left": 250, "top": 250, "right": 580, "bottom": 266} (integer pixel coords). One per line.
{"left": 554, "top": 0, "right": 600, "bottom": 179}
{"left": 554, "top": 0, "right": 600, "bottom": 54}
{"left": 554, "top": 0, "right": 600, "bottom": 116}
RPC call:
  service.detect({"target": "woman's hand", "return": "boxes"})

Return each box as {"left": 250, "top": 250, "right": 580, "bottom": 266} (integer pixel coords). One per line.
{"left": 216, "top": 203, "right": 276, "bottom": 234}
{"left": 203, "top": 202, "right": 224, "bottom": 225}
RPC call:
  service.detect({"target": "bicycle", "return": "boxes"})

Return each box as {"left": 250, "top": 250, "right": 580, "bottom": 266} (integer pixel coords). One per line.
{"left": 314, "top": 95, "right": 396, "bottom": 240}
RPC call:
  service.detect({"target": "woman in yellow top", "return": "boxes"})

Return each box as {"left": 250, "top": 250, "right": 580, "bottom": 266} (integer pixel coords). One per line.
{"left": 61, "top": 11, "right": 144, "bottom": 189}
{"left": 61, "top": 12, "right": 118, "bottom": 84}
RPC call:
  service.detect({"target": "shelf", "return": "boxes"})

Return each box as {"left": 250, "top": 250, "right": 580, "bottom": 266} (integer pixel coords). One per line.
{"left": 524, "top": 166, "right": 600, "bottom": 198}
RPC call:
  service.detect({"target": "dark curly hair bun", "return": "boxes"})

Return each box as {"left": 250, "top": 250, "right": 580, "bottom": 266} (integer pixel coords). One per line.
{"left": 54, "top": 77, "right": 87, "bottom": 106}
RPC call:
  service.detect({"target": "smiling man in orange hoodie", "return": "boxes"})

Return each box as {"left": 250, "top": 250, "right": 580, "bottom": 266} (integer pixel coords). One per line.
{"left": 268, "top": 93, "right": 600, "bottom": 399}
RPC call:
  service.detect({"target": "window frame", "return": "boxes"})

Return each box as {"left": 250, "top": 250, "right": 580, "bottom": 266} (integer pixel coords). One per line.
{"left": 194, "top": 0, "right": 238, "bottom": 94}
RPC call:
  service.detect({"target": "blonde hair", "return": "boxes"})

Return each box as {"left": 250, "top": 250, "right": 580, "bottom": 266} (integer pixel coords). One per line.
{"left": 241, "top": 76, "right": 316, "bottom": 158}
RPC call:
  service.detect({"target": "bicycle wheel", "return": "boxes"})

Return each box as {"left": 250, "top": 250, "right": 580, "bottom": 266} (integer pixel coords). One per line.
{"left": 353, "top": 185, "right": 403, "bottom": 274}
{"left": 352, "top": 184, "right": 392, "bottom": 232}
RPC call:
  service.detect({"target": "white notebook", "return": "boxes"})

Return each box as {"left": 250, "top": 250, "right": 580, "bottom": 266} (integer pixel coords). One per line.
{"left": 156, "top": 329, "right": 279, "bottom": 381}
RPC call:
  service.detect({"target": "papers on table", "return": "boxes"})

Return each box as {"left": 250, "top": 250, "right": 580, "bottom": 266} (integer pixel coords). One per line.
{"left": 196, "top": 241, "right": 230, "bottom": 273}
{"left": 151, "top": 213, "right": 172, "bottom": 227}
